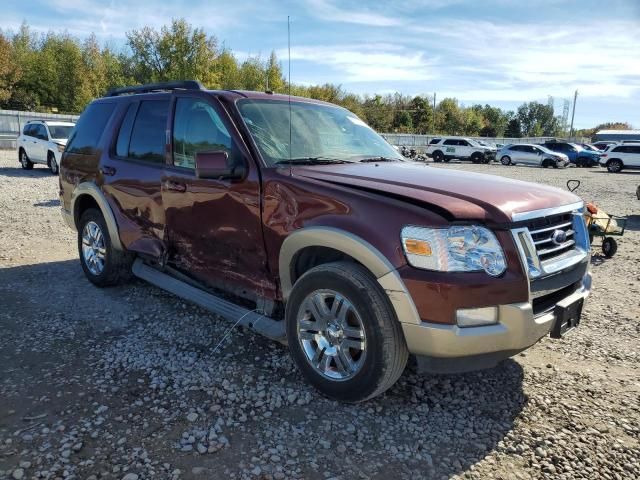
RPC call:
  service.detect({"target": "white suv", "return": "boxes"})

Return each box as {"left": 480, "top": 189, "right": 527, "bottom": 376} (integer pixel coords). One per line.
{"left": 425, "top": 137, "right": 496, "bottom": 164}
{"left": 600, "top": 143, "right": 640, "bottom": 172}
{"left": 17, "top": 120, "right": 75, "bottom": 174}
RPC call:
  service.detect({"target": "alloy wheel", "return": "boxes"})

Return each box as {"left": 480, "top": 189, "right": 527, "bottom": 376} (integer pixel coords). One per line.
{"left": 81, "top": 221, "right": 106, "bottom": 275}
{"left": 296, "top": 289, "right": 366, "bottom": 381}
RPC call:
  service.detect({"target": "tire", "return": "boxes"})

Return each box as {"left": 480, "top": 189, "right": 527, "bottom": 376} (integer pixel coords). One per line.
{"left": 500, "top": 155, "right": 511, "bottom": 166}
{"left": 19, "top": 149, "right": 34, "bottom": 170}
{"left": 602, "top": 237, "right": 617, "bottom": 258}
{"left": 78, "top": 208, "right": 134, "bottom": 287}
{"left": 286, "top": 261, "right": 408, "bottom": 403}
{"left": 432, "top": 151, "right": 444, "bottom": 163}
{"left": 607, "top": 159, "right": 623, "bottom": 173}
{"left": 471, "top": 152, "right": 482, "bottom": 164}
{"left": 47, "top": 152, "right": 59, "bottom": 175}
{"left": 542, "top": 159, "right": 551, "bottom": 168}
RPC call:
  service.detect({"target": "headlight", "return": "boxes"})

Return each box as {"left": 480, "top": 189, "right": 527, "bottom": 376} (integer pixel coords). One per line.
{"left": 401, "top": 225, "right": 507, "bottom": 276}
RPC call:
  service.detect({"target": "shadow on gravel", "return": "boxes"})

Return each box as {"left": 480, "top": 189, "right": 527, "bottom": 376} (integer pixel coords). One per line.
{"left": 624, "top": 214, "right": 640, "bottom": 232}
{"left": 0, "top": 166, "right": 53, "bottom": 178}
{"left": 590, "top": 170, "right": 640, "bottom": 176}
{"left": 372, "top": 359, "right": 526, "bottom": 478}
{"left": 33, "top": 199, "right": 60, "bottom": 207}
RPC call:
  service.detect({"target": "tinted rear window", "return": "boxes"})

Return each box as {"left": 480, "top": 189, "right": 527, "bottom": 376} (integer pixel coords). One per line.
{"left": 128, "top": 100, "right": 169, "bottom": 163}
{"left": 429, "top": 138, "right": 441, "bottom": 145}
{"left": 66, "top": 102, "right": 116, "bottom": 155}
{"left": 116, "top": 102, "right": 139, "bottom": 158}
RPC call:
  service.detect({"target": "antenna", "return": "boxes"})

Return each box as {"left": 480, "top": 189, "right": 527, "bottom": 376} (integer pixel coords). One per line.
{"left": 288, "top": 15, "right": 292, "bottom": 176}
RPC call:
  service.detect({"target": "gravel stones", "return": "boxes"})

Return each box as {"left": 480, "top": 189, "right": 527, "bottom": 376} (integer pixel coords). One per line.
{"left": 0, "top": 151, "right": 638, "bottom": 479}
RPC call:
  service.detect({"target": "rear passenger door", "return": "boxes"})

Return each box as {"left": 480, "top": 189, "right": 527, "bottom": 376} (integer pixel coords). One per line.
{"left": 625, "top": 146, "right": 640, "bottom": 166}
{"left": 32, "top": 124, "right": 49, "bottom": 162}
{"left": 161, "top": 92, "right": 275, "bottom": 300}
{"left": 101, "top": 97, "right": 169, "bottom": 258}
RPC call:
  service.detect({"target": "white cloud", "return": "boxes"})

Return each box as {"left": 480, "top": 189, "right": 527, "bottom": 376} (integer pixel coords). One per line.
{"left": 279, "top": 43, "right": 436, "bottom": 82}
{"left": 304, "top": 0, "right": 402, "bottom": 27}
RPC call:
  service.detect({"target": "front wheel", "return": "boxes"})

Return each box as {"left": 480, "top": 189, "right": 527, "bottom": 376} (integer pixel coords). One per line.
{"left": 78, "top": 208, "right": 134, "bottom": 287}
{"left": 48, "top": 152, "right": 59, "bottom": 175}
{"left": 286, "top": 262, "right": 408, "bottom": 403}
{"left": 500, "top": 155, "right": 511, "bottom": 166}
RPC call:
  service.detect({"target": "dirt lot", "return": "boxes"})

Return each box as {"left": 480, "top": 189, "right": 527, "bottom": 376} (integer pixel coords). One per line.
{"left": 0, "top": 150, "right": 638, "bottom": 480}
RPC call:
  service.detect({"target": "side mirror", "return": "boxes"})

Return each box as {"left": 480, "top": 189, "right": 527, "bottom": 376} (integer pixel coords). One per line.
{"left": 195, "top": 151, "right": 246, "bottom": 180}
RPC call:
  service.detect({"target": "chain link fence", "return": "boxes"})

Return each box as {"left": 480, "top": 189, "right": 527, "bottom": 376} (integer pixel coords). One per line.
{"left": 0, "top": 109, "right": 79, "bottom": 149}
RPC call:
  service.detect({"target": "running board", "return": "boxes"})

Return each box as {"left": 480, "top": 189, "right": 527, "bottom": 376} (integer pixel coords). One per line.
{"left": 132, "top": 259, "right": 286, "bottom": 342}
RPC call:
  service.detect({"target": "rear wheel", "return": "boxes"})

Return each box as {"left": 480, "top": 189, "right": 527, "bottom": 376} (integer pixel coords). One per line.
{"left": 432, "top": 151, "right": 444, "bottom": 163}
{"left": 47, "top": 152, "right": 59, "bottom": 175}
{"left": 78, "top": 208, "right": 134, "bottom": 287}
{"left": 286, "top": 261, "right": 408, "bottom": 403}
{"left": 607, "top": 159, "right": 623, "bottom": 173}
{"left": 471, "top": 152, "right": 482, "bottom": 164}
{"left": 500, "top": 155, "right": 511, "bottom": 166}
{"left": 19, "top": 149, "right": 33, "bottom": 170}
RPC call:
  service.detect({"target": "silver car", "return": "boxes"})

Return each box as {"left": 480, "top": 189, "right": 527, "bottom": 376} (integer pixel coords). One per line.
{"left": 498, "top": 144, "right": 569, "bottom": 168}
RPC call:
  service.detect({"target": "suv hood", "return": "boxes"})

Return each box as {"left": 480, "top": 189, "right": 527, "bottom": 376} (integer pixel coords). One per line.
{"left": 293, "top": 163, "right": 581, "bottom": 223}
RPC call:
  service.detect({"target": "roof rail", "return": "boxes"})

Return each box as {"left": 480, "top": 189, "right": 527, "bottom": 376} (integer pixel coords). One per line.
{"left": 106, "top": 80, "right": 205, "bottom": 97}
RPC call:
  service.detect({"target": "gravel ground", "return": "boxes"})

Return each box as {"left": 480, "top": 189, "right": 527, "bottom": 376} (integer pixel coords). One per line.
{"left": 0, "top": 150, "right": 638, "bottom": 480}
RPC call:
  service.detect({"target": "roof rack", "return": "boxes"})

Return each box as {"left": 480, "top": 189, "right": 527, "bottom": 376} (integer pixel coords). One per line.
{"left": 106, "top": 80, "right": 205, "bottom": 97}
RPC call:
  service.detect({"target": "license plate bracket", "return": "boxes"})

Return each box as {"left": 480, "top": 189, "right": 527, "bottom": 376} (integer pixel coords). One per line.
{"left": 550, "top": 297, "right": 583, "bottom": 338}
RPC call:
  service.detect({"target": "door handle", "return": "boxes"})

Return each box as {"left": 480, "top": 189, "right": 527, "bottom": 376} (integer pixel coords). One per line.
{"left": 165, "top": 180, "right": 186, "bottom": 192}
{"left": 100, "top": 165, "right": 117, "bottom": 176}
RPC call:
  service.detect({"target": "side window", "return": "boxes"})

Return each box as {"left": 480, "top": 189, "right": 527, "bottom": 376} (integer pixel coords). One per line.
{"left": 611, "top": 146, "right": 623, "bottom": 153}
{"left": 429, "top": 138, "right": 441, "bottom": 145}
{"left": 128, "top": 100, "right": 170, "bottom": 163}
{"left": 23, "top": 124, "right": 33, "bottom": 136}
{"left": 629, "top": 146, "right": 640, "bottom": 154}
{"left": 511, "top": 145, "right": 522, "bottom": 152}
{"left": 116, "top": 102, "right": 139, "bottom": 158}
{"left": 458, "top": 140, "right": 468, "bottom": 146}
{"left": 36, "top": 125, "right": 48, "bottom": 140}
{"left": 443, "top": 139, "right": 456, "bottom": 145}
{"left": 172, "top": 97, "right": 238, "bottom": 170}
{"left": 66, "top": 102, "right": 116, "bottom": 155}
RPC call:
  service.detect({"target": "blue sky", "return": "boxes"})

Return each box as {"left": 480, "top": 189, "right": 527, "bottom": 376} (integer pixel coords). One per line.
{"left": 3, "top": 0, "right": 640, "bottom": 128}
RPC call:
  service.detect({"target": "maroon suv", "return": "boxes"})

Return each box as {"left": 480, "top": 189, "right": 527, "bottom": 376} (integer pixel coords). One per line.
{"left": 60, "top": 81, "right": 592, "bottom": 402}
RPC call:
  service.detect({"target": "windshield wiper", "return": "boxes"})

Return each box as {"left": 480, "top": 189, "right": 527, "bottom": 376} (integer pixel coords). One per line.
{"left": 357, "top": 156, "right": 400, "bottom": 163}
{"left": 274, "top": 157, "right": 351, "bottom": 165}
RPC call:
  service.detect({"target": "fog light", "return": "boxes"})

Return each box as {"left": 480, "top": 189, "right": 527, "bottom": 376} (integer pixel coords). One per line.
{"left": 456, "top": 307, "right": 498, "bottom": 327}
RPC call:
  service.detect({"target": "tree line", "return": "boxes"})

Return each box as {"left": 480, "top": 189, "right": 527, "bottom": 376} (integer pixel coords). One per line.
{"left": 0, "top": 19, "right": 630, "bottom": 138}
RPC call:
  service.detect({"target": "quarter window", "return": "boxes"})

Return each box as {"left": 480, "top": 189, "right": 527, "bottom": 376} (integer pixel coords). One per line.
{"left": 172, "top": 97, "right": 237, "bottom": 170}
{"left": 66, "top": 102, "right": 116, "bottom": 155}
{"left": 128, "top": 100, "right": 169, "bottom": 163}
{"left": 429, "top": 138, "right": 441, "bottom": 145}
{"left": 116, "top": 102, "right": 139, "bottom": 158}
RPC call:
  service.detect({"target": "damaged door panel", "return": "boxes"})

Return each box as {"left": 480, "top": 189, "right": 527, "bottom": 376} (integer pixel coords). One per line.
{"left": 161, "top": 93, "right": 276, "bottom": 302}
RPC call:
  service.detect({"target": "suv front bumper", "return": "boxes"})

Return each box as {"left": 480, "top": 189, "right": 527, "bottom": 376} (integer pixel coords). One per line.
{"left": 402, "top": 270, "right": 591, "bottom": 370}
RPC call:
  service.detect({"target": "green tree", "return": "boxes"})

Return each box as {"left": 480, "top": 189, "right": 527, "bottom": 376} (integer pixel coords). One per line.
{"left": 0, "top": 32, "right": 21, "bottom": 104}
{"left": 437, "top": 98, "right": 465, "bottom": 135}
{"left": 516, "top": 101, "right": 559, "bottom": 136}
{"left": 505, "top": 118, "right": 522, "bottom": 138}
{"left": 239, "top": 56, "right": 265, "bottom": 91}
{"left": 410, "top": 95, "right": 433, "bottom": 134}
{"left": 127, "top": 18, "right": 219, "bottom": 87}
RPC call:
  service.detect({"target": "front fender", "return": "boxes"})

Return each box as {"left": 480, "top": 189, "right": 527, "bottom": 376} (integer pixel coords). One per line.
{"left": 278, "top": 226, "right": 421, "bottom": 325}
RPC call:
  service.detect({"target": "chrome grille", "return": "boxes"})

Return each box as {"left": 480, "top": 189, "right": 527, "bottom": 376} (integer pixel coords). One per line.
{"left": 525, "top": 212, "right": 575, "bottom": 262}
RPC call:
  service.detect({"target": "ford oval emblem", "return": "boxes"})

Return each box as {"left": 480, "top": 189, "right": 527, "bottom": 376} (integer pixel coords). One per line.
{"left": 551, "top": 229, "right": 567, "bottom": 245}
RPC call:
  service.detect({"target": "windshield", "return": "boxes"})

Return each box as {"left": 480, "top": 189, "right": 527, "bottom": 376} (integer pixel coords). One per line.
{"left": 237, "top": 99, "right": 403, "bottom": 166}
{"left": 569, "top": 143, "right": 583, "bottom": 151}
{"left": 48, "top": 125, "right": 74, "bottom": 139}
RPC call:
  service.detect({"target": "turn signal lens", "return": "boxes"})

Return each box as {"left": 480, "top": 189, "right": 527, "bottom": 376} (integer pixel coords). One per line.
{"left": 403, "top": 238, "right": 432, "bottom": 256}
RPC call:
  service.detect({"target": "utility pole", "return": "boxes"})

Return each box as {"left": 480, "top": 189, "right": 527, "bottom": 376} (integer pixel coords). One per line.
{"left": 432, "top": 92, "right": 436, "bottom": 134}
{"left": 569, "top": 89, "right": 578, "bottom": 138}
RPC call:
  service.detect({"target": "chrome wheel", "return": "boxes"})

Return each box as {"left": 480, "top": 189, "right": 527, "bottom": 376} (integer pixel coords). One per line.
{"left": 20, "top": 151, "right": 28, "bottom": 167}
{"left": 49, "top": 157, "right": 58, "bottom": 174}
{"left": 81, "top": 221, "right": 106, "bottom": 275}
{"left": 297, "top": 289, "right": 366, "bottom": 381}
